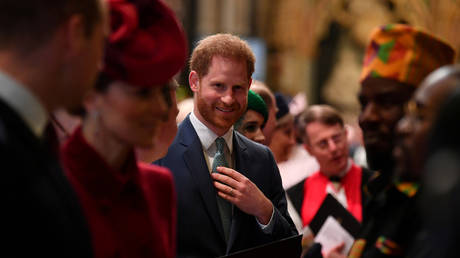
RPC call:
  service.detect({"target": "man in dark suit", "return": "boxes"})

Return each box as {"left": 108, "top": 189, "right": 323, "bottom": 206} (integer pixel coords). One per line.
{"left": 156, "top": 33, "right": 297, "bottom": 257}
{"left": 0, "top": 0, "right": 108, "bottom": 257}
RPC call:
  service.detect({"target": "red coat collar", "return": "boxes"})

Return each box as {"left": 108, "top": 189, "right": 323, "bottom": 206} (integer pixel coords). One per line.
{"left": 61, "top": 126, "right": 140, "bottom": 205}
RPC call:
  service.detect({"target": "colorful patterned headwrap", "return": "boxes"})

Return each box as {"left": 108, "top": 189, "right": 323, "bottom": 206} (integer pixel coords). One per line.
{"left": 360, "top": 24, "right": 456, "bottom": 87}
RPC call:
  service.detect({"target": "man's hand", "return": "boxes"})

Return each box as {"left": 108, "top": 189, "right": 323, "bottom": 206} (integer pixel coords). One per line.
{"left": 211, "top": 166, "right": 273, "bottom": 224}
{"left": 325, "top": 242, "right": 346, "bottom": 258}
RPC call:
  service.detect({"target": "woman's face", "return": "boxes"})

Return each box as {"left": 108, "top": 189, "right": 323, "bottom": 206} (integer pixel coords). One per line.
{"left": 94, "top": 80, "right": 169, "bottom": 148}
{"left": 269, "top": 120, "right": 296, "bottom": 163}
{"left": 237, "top": 110, "right": 265, "bottom": 144}
{"left": 152, "top": 88, "right": 179, "bottom": 157}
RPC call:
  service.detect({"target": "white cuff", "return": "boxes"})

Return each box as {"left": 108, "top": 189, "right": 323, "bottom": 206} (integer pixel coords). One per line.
{"left": 256, "top": 205, "right": 275, "bottom": 234}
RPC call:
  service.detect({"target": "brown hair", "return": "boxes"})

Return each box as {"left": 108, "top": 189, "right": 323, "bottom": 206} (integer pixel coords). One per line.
{"left": 251, "top": 80, "right": 274, "bottom": 109}
{"left": 0, "top": 0, "right": 102, "bottom": 54}
{"left": 190, "top": 33, "right": 255, "bottom": 80}
{"left": 299, "top": 105, "right": 344, "bottom": 144}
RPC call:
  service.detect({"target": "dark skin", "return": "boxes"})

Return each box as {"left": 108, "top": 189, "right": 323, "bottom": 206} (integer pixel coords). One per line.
{"left": 358, "top": 77, "right": 414, "bottom": 173}
{"left": 394, "top": 74, "right": 459, "bottom": 181}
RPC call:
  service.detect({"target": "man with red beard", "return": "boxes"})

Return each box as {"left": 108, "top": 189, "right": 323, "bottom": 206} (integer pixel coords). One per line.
{"left": 155, "top": 34, "right": 297, "bottom": 257}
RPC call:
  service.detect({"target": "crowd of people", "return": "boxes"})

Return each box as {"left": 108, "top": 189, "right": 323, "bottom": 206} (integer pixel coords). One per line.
{"left": 2, "top": 0, "right": 460, "bottom": 258}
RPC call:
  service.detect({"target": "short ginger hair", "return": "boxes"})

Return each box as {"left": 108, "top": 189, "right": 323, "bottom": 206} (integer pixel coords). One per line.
{"left": 190, "top": 33, "right": 255, "bottom": 80}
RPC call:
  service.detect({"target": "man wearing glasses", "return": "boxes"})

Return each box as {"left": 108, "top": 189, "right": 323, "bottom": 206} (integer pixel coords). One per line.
{"left": 287, "top": 105, "right": 373, "bottom": 228}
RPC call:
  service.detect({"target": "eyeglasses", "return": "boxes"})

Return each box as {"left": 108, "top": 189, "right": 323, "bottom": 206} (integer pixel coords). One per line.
{"left": 312, "top": 130, "right": 346, "bottom": 150}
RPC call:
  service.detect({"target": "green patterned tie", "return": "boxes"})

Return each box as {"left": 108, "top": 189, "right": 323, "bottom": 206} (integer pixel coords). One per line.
{"left": 212, "top": 137, "right": 232, "bottom": 241}
{"left": 212, "top": 137, "right": 229, "bottom": 172}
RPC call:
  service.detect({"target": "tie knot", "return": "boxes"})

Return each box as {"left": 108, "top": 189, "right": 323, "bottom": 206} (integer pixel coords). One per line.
{"left": 215, "top": 137, "right": 226, "bottom": 153}
{"left": 329, "top": 176, "right": 342, "bottom": 183}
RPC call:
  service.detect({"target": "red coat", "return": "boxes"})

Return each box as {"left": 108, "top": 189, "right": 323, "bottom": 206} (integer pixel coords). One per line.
{"left": 61, "top": 127, "right": 176, "bottom": 258}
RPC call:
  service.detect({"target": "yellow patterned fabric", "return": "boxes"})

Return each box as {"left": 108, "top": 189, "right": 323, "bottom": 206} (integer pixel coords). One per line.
{"left": 375, "top": 236, "right": 403, "bottom": 255}
{"left": 360, "top": 24, "right": 456, "bottom": 86}
{"left": 348, "top": 239, "right": 366, "bottom": 258}
{"left": 395, "top": 181, "right": 419, "bottom": 198}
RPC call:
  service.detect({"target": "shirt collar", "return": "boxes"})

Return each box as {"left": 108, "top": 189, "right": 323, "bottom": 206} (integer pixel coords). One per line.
{"left": 189, "top": 110, "right": 233, "bottom": 153}
{"left": 0, "top": 70, "right": 48, "bottom": 138}
{"left": 340, "top": 159, "right": 353, "bottom": 177}
{"left": 324, "top": 159, "right": 353, "bottom": 179}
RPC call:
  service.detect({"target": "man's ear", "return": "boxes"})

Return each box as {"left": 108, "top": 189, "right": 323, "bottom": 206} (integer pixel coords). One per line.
{"left": 189, "top": 71, "right": 200, "bottom": 93}
{"left": 82, "top": 89, "right": 99, "bottom": 113}
{"left": 248, "top": 78, "right": 253, "bottom": 89}
{"left": 61, "top": 14, "right": 86, "bottom": 59}
{"left": 304, "top": 142, "right": 313, "bottom": 154}
{"left": 344, "top": 126, "right": 349, "bottom": 142}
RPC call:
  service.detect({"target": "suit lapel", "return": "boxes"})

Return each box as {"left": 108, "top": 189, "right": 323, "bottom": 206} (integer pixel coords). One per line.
{"left": 180, "top": 117, "right": 227, "bottom": 242}
{"left": 227, "top": 132, "right": 249, "bottom": 252}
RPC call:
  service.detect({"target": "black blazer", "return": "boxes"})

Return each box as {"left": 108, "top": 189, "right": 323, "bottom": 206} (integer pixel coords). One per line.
{"left": 156, "top": 116, "right": 298, "bottom": 257}
{"left": 0, "top": 100, "right": 92, "bottom": 257}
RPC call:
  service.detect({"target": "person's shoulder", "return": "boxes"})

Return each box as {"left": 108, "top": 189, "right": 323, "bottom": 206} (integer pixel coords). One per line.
{"left": 0, "top": 104, "right": 21, "bottom": 144}
{"left": 171, "top": 115, "right": 199, "bottom": 147}
{"left": 137, "top": 162, "right": 175, "bottom": 201}
{"left": 235, "top": 131, "right": 269, "bottom": 152}
{"left": 358, "top": 165, "right": 376, "bottom": 185}
{"left": 287, "top": 178, "right": 305, "bottom": 196}
{"left": 0, "top": 118, "right": 7, "bottom": 144}
{"left": 138, "top": 162, "right": 173, "bottom": 182}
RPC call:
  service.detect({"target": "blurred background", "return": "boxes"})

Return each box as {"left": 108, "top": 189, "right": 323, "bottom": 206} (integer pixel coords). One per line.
{"left": 164, "top": 0, "right": 460, "bottom": 126}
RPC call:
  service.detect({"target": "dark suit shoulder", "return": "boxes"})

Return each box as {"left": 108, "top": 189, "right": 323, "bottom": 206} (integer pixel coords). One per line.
{"left": 0, "top": 100, "right": 93, "bottom": 257}
{"left": 154, "top": 117, "right": 198, "bottom": 166}
{"left": 361, "top": 166, "right": 375, "bottom": 185}
{"left": 234, "top": 131, "right": 273, "bottom": 157}
{"left": 0, "top": 99, "right": 39, "bottom": 148}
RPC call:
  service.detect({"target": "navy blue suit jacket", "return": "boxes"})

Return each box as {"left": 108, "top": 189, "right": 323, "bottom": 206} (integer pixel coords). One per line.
{"left": 155, "top": 116, "right": 297, "bottom": 257}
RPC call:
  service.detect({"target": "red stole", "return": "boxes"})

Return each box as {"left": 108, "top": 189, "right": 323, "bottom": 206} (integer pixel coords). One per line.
{"left": 301, "top": 163, "right": 363, "bottom": 226}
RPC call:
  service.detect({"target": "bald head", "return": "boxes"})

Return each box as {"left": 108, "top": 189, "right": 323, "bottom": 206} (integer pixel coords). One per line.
{"left": 416, "top": 65, "right": 460, "bottom": 108}
{"left": 394, "top": 65, "right": 460, "bottom": 180}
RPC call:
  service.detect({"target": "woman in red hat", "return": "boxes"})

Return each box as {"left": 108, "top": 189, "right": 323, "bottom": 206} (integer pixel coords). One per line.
{"left": 60, "top": 0, "right": 187, "bottom": 257}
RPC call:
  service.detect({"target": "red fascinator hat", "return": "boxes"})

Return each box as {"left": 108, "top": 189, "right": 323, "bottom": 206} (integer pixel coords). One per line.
{"left": 104, "top": 0, "right": 188, "bottom": 88}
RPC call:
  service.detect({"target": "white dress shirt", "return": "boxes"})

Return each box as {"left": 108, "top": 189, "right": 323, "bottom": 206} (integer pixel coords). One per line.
{"left": 189, "top": 111, "right": 234, "bottom": 173}
{"left": 189, "top": 111, "right": 275, "bottom": 232}
{"left": 0, "top": 70, "right": 47, "bottom": 138}
{"left": 326, "top": 159, "right": 353, "bottom": 208}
